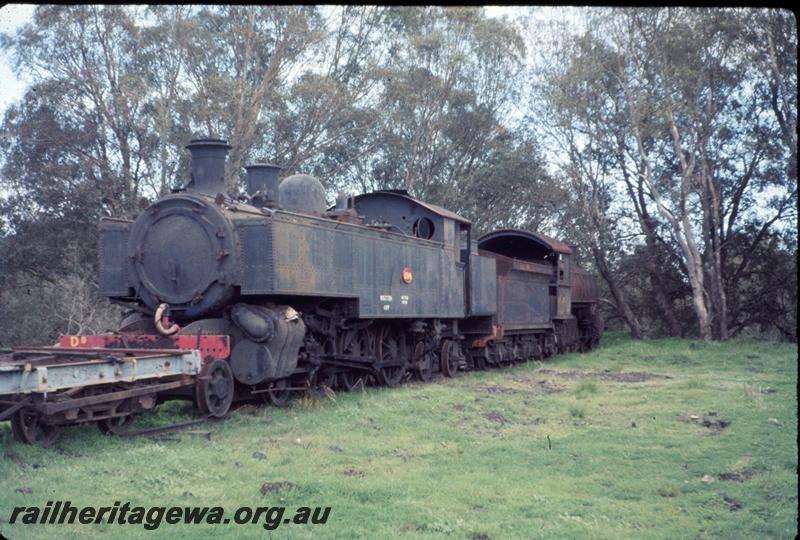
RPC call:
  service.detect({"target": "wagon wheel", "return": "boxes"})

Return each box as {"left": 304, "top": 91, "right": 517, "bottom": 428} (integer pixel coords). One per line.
{"left": 440, "top": 339, "right": 458, "bottom": 378}
{"left": 263, "top": 380, "right": 292, "bottom": 407}
{"left": 98, "top": 414, "right": 136, "bottom": 435}
{"left": 413, "top": 341, "right": 433, "bottom": 381}
{"left": 375, "top": 327, "right": 406, "bottom": 387}
{"left": 338, "top": 328, "right": 370, "bottom": 392}
{"left": 195, "top": 359, "right": 235, "bottom": 418}
{"left": 10, "top": 408, "right": 64, "bottom": 447}
{"left": 91, "top": 389, "right": 136, "bottom": 435}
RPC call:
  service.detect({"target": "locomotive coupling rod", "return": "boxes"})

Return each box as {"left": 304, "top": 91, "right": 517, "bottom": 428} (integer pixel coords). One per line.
{"left": 0, "top": 397, "right": 32, "bottom": 422}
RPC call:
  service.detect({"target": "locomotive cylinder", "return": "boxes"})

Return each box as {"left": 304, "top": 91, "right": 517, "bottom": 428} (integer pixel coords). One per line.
{"left": 186, "top": 138, "right": 232, "bottom": 195}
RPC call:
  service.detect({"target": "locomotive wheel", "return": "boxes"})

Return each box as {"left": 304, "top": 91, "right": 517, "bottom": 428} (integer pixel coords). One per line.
{"left": 316, "top": 338, "right": 338, "bottom": 389}
{"left": 264, "top": 380, "right": 292, "bottom": 407}
{"left": 11, "top": 408, "right": 64, "bottom": 447}
{"left": 413, "top": 341, "right": 433, "bottom": 381}
{"left": 339, "top": 328, "right": 371, "bottom": 392}
{"left": 440, "top": 339, "right": 458, "bottom": 378}
{"left": 315, "top": 370, "right": 337, "bottom": 390}
{"left": 375, "top": 327, "right": 406, "bottom": 387}
{"left": 543, "top": 335, "right": 556, "bottom": 358}
{"left": 473, "top": 346, "right": 488, "bottom": 370}
{"left": 98, "top": 415, "right": 136, "bottom": 435}
{"left": 339, "top": 371, "right": 367, "bottom": 391}
{"left": 195, "top": 360, "right": 234, "bottom": 418}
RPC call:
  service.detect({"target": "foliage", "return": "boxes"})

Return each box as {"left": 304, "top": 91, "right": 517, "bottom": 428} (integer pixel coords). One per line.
{"left": 532, "top": 7, "right": 796, "bottom": 340}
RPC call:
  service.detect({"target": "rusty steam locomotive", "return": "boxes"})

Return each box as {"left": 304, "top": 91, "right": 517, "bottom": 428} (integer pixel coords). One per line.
{"left": 0, "top": 138, "right": 601, "bottom": 446}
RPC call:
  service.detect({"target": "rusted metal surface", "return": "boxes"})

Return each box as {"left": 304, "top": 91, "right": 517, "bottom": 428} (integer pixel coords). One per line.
{"left": 119, "top": 415, "right": 215, "bottom": 438}
{"left": 0, "top": 397, "right": 31, "bottom": 422}
{"left": 0, "top": 348, "right": 202, "bottom": 395}
{"left": 42, "top": 379, "right": 192, "bottom": 415}
{"left": 481, "top": 250, "right": 551, "bottom": 328}
{"left": 571, "top": 264, "right": 599, "bottom": 304}
{"left": 56, "top": 334, "right": 230, "bottom": 360}
{"left": 478, "top": 229, "right": 572, "bottom": 256}
{"left": 263, "top": 210, "right": 466, "bottom": 318}
{"left": 469, "top": 253, "right": 497, "bottom": 316}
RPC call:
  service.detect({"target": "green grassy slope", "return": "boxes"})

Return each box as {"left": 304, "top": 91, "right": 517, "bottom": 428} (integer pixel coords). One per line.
{"left": 1, "top": 333, "right": 796, "bottom": 539}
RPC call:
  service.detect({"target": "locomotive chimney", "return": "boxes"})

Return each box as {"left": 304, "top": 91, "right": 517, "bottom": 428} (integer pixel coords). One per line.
{"left": 244, "top": 163, "right": 283, "bottom": 208}
{"left": 186, "top": 138, "right": 232, "bottom": 196}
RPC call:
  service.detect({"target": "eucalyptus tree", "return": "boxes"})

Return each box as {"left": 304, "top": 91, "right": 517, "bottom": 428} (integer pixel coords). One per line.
{"left": 533, "top": 7, "right": 796, "bottom": 340}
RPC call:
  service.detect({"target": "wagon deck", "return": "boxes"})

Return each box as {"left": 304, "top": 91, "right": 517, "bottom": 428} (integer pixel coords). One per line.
{"left": 0, "top": 345, "right": 205, "bottom": 446}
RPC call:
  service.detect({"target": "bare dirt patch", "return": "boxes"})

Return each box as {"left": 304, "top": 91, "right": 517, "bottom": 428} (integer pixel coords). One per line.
{"left": 483, "top": 412, "right": 509, "bottom": 425}
{"left": 719, "top": 470, "right": 753, "bottom": 482}
{"left": 469, "top": 379, "right": 566, "bottom": 396}
{"left": 675, "top": 413, "right": 731, "bottom": 435}
{"left": 343, "top": 467, "right": 366, "bottom": 478}
{"left": 535, "top": 369, "right": 670, "bottom": 382}
{"left": 260, "top": 481, "right": 295, "bottom": 494}
{"left": 701, "top": 417, "right": 731, "bottom": 434}
{"left": 719, "top": 492, "right": 743, "bottom": 511}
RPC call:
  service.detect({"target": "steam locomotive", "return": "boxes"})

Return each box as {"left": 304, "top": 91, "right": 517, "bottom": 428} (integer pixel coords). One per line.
{"left": 0, "top": 138, "right": 601, "bottom": 445}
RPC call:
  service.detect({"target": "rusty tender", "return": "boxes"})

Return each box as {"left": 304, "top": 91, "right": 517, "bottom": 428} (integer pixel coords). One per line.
{"left": 1, "top": 137, "right": 602, "bottom": 446}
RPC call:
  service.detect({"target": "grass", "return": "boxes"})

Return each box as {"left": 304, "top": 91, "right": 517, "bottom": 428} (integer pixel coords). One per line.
{"left": 0, "top": 332, "right": 796, "bottom": 539}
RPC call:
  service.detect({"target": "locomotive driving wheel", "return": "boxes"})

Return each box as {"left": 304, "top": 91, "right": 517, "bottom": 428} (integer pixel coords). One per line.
{"left": 338, "top": 328, "right": 370, "bottom": 391}
{"left": 315, "top": 337, "right": 338, "bottom": 389}
{"left": 375, "top": 326, "right": 406, "bottom": 387}
{"left": 440, "top": 339, "right": 459, "bottom": 378}
{"left": 413, "top": 341, "right": 433, "bottom": 381}
{"left": 11, "top": 408, "right": 64, "bottom": 447}
{"left": 262, "top": 380, "right": 292, "bottom": 407}
{"left": 195, "top": 359, "right": 234, "bottom": 418}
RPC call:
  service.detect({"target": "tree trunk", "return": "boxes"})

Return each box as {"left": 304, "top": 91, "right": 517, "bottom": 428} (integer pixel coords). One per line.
{"left": 592, "top": 247, "right": 642, "bottom": 339}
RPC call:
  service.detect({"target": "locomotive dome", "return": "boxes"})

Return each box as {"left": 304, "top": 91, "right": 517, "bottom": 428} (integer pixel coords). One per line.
{"left": 279, "top": 174, "right": 327, "bottom": 215}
